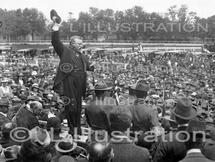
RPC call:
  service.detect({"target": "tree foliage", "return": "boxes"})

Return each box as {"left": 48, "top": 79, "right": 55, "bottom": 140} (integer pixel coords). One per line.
{"left": 1, "top": 5, "right": 215, "bottom": 41}
{"left": 62, "top": 5, "right": 213, "bottom": 41}
{"left": 0, "top": 8, "right": 46, "bottom": 40}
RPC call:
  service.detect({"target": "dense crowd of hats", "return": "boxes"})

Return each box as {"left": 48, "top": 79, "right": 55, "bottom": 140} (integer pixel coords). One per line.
{"left": 0, "top": 48, "right": 214, "bottom": 162}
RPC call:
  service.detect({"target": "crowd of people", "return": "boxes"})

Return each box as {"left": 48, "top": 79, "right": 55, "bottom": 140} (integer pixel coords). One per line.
{"left": 0, "top": 45, "right": 215, "bottom": 162}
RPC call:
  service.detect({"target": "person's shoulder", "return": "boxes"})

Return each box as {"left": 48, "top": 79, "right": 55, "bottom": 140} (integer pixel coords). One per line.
{"left": 85, "top": 103, "right": 107, "bottom": 115}
{"left": 17, "top": 106, "right": 29, "bottom": 114}
{"left": 180, "top": 153, "right": 215, "bottom": 162}
{"left": 132, "top": 144, "right": 151, "bottom": 158}
{"left": 133, "top": 143, "right": 149, "bottom": 151}
{"left": 85, "top": 102, "right": 98, "bottom": 110}
{"left": 130, "top": 103, "right": 153, "bottom": 114}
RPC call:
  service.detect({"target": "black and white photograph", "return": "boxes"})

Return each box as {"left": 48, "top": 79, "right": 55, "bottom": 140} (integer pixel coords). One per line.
{"left": 0, "top": 0, "right": 215, "bottom": 161}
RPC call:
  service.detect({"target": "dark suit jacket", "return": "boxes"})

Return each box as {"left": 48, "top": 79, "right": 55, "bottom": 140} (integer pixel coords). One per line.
{"left": 128, "top": 103, "right": 159, "bottom": 132}
{"left": 51, "top": 31, "right": 91, "bottom": 94}
{"left": 85, "top": 100, "right": 113, "bottom": 131}
{"left": 110, "top": 138, "right": 152, "bottom": 162}
{"left": 179, "top": 152, "right": 214, "bottom": 162}
{"left": 153, "top": 130, "right": 187, "bottom": 162}
{"left": 15, "top": 106, "right": 39, "bottom": 130}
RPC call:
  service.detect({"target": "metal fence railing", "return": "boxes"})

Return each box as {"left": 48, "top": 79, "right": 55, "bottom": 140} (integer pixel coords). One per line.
{"left": 0, "top": 40, "right": 207, "bottom": 44}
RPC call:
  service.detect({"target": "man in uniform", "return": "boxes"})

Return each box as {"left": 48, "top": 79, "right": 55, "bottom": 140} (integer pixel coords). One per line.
{"left": 50, "top": 10, "right": 94, "bottom": 135}
{"left": 127, "top": 80, "right": 163, "bottom": 152}
{"left": 127, "top": 80, "right": 160, "bottom": 132}
{"left": 85, "top": 82, "right": 113, "bottom": 139}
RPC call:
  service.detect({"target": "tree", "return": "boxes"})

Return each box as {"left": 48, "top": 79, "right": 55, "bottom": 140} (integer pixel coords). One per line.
{"left": 22, "top": 8, "right": 46, "bottom": 40}
{"left": 2, "top": 10, "right": 17, "bottom": 41}
{"left": 178, "top": 5, "right": 188, "bottom": 23}
{"left": 78, "top": 12, "right": 94, "bottom": 39}
{"left": 207, "top": 15, "right": 215, "bottom": 39}
{"left": 14, "top": 9, "right": 31, "bottom": 38}
{"left": 168, "top": 5, "right": 177, "bottom": 22}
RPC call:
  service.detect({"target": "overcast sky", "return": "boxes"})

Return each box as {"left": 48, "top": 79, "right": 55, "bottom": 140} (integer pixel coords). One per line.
{"left": 1, "top": 0, "right": 215, "bottom": 20}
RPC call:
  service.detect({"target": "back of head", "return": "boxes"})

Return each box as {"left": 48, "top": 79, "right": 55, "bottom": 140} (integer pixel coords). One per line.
{"left": 88, "top": 142, "right": 113, "bottom": 162}
{"left": 46, "top": 117, "right": 61, "bottom": 135}
{"left": 19, "top": 140, "right": 51, "bottom": 162}
{"left": 173, "top": 97, "right": 197, "bottom": 125}
{"left": 130, "top": 80, "right": 149, "bottom": 99}
{"left": 109, "top": 106, "right": 132, "bottom": 132}
{"left": 94, "top": 82, "right": 111, "bottom": 99}
{"left": 185, "top": 119, "right": 206, "bottom": 150}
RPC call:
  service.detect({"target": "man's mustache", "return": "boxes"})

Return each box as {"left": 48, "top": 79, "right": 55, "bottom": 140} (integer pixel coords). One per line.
{"left": 78, "top": 44, "right": 85, "bottom": 49}
{"left": 70, "top": 43, "right": 85, "bottom": 49}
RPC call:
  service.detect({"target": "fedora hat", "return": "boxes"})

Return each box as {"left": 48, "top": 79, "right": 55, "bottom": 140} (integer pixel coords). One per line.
{"left": 0, "top": 98, "right": 9, "bottom": 107}
{"left": 129, "top": 79, "right": 149, "bottom": 93}
{"left": 129, "top": 80, "right": 149, "bottom": 98}
{"left": 55, "top": 135, "right": 77, "bottom": 153}
{"left": 171, "top": 97, "right": 197, "bottom": 120}
{"left": 94, "top": 82, "right": 112, "bottom": 91}
{"left": 135, "top": 80, "right": 149, "bottom": 91}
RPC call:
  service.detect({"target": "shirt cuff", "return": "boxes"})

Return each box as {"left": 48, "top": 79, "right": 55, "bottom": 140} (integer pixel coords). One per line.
{"left": 52, "top": 24, "right": 60, "bottom": 31}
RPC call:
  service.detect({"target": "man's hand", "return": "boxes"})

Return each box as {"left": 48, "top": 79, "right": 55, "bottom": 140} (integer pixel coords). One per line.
{"left": 50, "top": 9, "right": 61, "bottom": 24}
{"left": 52, "top": 23, "right": 61, "bottom": 31}
{"left": 50, "top": 10, "right": 62, "bottom": 31}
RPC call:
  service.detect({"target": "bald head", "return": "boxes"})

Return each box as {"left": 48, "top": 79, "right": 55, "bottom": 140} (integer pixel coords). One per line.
{"left": 88, "top": 142, "right": 113, "bottom": 162}
{"left": 30, "top": 101, "right": 43, "bottom": 115}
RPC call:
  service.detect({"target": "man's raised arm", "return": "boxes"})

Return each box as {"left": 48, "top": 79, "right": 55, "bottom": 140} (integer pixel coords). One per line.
{"left": 50, "top": 9, "right": 63, "bottom": 57}
{"left": 51, "top": 26, "right": 64, "bottom": 57}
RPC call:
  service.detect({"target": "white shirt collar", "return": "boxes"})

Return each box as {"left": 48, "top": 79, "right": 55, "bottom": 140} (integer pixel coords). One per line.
{"left": 187, "top": 149, "right": 201, "bottom": 155}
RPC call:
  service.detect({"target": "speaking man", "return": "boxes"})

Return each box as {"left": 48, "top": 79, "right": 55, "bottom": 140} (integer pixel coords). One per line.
{"left": 50, "top": 10, "right": 94, "bottom": 135}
